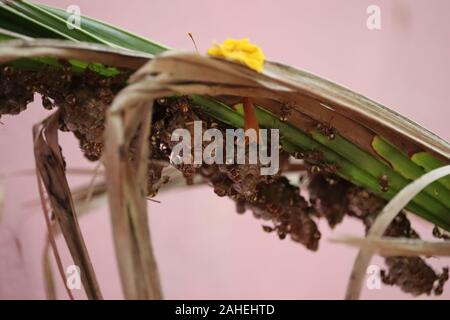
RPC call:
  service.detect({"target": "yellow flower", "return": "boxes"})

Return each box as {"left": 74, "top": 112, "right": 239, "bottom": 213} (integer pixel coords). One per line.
{"left": 207, "top": 38, "right": 265, "bottom": 73}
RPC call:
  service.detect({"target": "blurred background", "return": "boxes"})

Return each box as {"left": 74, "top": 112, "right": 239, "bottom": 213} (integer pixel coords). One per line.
{"left": 0, "top": 0, "right": 449, "bottom": 299}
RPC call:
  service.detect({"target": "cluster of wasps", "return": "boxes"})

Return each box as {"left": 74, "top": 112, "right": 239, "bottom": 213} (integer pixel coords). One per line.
{"left": 1, "top": 65, "right": 447, "bottom": 296}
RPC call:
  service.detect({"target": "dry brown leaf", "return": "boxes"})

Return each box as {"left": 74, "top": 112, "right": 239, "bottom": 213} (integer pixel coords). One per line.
{"left": 0, "top": 39, "right": 150, "bottom": 69}
{"left": 42, "top": 240, "right": 57, "bottom": 300}
{"left": 104, "top": 97, "right": 162, "bottom": 299}
{"left": 33, "top": 112, "right": 102, "bottom": 299}
{"left": 41, "top": 165, "right": 194, "bottom": 300}
{"left": 35, "top": 167, "right": 72, "bottom": 300}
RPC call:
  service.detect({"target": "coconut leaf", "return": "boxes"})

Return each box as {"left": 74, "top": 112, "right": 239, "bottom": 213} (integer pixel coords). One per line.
{"left": 1, "top": 0, "right": 450, "bottom": 300}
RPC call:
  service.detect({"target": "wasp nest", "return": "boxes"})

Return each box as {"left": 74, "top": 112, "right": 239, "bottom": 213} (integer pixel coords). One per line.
{"left": 1, "top": 64, "right": 447, "bottom": 296}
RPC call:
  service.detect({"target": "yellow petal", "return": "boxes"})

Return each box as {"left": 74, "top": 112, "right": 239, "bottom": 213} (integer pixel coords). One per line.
{"left": 207, "top": 38, "right": 265, "bottom": 73}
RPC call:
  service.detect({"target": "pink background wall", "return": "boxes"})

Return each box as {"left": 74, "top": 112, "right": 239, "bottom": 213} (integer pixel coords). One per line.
{"left": 0, "top": 0, "right": 449, "bottom": 299}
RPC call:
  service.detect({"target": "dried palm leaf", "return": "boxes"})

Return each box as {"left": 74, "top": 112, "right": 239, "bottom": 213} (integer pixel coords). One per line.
{"left": 0, "top": 38, "right": 150, "bottom": 68}
{"left": 331, "top": 236, "right": 450, "bottom": 257}
{"left": 33, "top": 112, "right": 102, "bottom": 299}
{"left": 35, "top": 157, "right": 73, "bottom": 300}
{"left": 341, "top": 165, "right": 450, "bottom": 300}
{"left": 41, "top": 166, "right": 194, "bottom": 300}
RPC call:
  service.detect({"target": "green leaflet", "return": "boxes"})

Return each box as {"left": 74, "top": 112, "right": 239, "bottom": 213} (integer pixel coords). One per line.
{"left": 0, "top": 1, "right": 77, "bottom": 39}
{"left": 372, "top": 136, "right": 450, "bottom": 209}
{"left": 412, "top": 152, "right": 450, "bottom": 190}
{"left": 0, "top": 0, "right": 167, "bottom": 75}
{"left": 311, "top": 132, "right": 450, "bottom": 213}
{"left": 0, "top": 0, "right": 168, "bottom": 54}
{"left": 36, "top": 2, "right": 169, "bottom": 54}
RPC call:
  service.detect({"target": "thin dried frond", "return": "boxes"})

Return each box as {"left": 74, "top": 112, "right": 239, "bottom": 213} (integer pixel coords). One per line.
{"left": 344, "top": 165, "right": 450, "bottom": 300}
{"left": 42, "top": 177, "right": 106, "bottom": 301}
{"left": 332, "top": 236, "right": 450, "bottom": 257}
{"left": 81, "top": 162, "right": 103, "bottom": 209}
{"left": 36, "top": 169, "right": 72, "bottom": 300}
{"left": 104, "top": 97, "right": 162, "bottom": 299}
{"left": 0, "top": 39, "right": 150, "bottom": 69}
{"left": 33, "top": 112, "right": 102, "bottom": 299}
{"left": 42, "top": 240, "right": 57, "bottom": 300}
